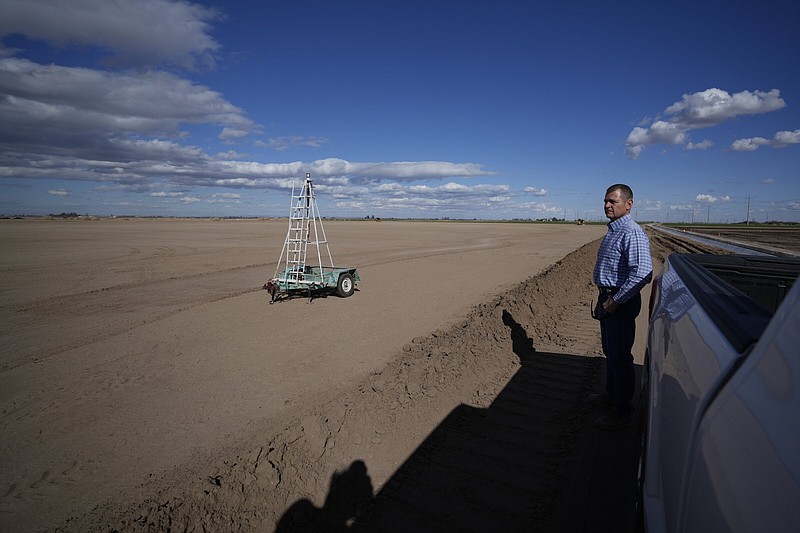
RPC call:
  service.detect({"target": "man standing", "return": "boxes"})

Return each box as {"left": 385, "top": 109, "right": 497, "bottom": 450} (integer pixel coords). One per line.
{"left": 591, "top": 184, "right": 652, "bottom": 429}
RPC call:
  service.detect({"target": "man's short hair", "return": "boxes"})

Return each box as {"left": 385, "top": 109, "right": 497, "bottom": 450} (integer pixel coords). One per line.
{"left": 607, "top": 184, "right": 633, "bottom": 200}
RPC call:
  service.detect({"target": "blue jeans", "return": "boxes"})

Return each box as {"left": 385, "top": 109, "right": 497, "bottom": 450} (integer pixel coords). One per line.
{"left": 599, "top": 292, "right": 641, "bottom": 416}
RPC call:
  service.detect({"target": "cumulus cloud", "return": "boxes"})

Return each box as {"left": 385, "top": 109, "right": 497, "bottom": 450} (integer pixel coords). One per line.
{"left": 357, "top": 181, "right": 510, "bottom": 214}
{"left": 523, "top": 186, "right": 548, "bottom": 196}
{"left": 48, "top": 189, "right": 68, "bottom": 196}
{"left": 625, "top": 88, "right": 786, "bottom": 159}
{"left": 732, "top": 129, "right": 800, "bottom": 151}
{"left": 685, "top": 140, "right": 713, "bottom": 151}
{"left": 731, "top": 137, "right": 770, "bottom": 151}
{"left": 774, "top": 129, "right": 800, "bottom": 146}
{"left": 373, "top": 181, "right": 507, "bottom": 198}
{"left": 520, "top": 202, "right": 561, "bottom": 215}
{"left": 297, "top": 159, "right": 495, "bottom": 182}
{"left": 1, "top": 132, "right": 496, "bottom": 196}
{"left": 695, "top": 194, "right": 731, "bottom": 203}
{"left": 0, "top": 58, "right": 256, "bottom": 158}
{"left": 0, "top": 1, "right": 256, "bottom": 180}
{"left": 0, "top": 0, "right": 221, "bottom": 69}
{"left": 664, "top": 88, "right": 785, "bottom": 127}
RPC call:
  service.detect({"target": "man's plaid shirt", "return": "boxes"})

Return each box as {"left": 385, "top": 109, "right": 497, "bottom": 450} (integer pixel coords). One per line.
{"left": 592, "top": 214, "right": 653, "bottom": 304}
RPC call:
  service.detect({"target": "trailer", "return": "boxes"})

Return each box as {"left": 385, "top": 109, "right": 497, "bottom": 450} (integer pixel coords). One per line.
{"left": 264, "top": 265, "right": 360, "bottom": 303}
{"left": 263, "top": 173, "right": 360, "bottom": 303}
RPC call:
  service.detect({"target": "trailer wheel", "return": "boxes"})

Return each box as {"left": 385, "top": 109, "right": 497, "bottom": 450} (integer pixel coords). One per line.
{"left": 336, "top": 273, "right": 355, "bottom": 297}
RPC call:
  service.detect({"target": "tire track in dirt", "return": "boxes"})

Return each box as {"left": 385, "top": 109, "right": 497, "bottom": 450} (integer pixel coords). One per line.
{"left": 1, "top": 264, "right": 267, "bottom": 371}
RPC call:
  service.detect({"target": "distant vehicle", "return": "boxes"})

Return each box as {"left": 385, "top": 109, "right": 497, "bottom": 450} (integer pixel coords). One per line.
{"left": 641, "top": 253, "right": 800, "bottom": 532}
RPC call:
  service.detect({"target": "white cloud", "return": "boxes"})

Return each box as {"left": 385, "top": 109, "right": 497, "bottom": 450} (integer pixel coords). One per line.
{"left": 774, "top": 129, "right": 800, "bottom": 146}
{"left": 685, "top": 140, "right": 713, "bottom": 151}
{"left": 731, "top": 129, "right": 800, "bottom": 151}
{"left": 219, "top": 127, "right": 251, "bottom": 141}
{"left": 199, "top": 159, "right": 495, "bottom": 189}
{"left": 299, "top": 159, "right": 496, "bottom": 181}
{"left": 353, "top": 181, "right": 512, "bottom": 215}
{"left": 668, "top": 203, "right": 696, "bottom": 212}
{"left": 207, "top": 197, "right": 239, "bottom": 204}
{"left": 374, "top": 181, "right": 506, "bottom": 198}
{"left": 695, "top": 194, "right": 731, "bottom": 203}
{"left": 664, "top": 88, "right": 785, "bottom": 127}
{"left": 47, "top": 189, "right": 68, "bottom": 196}
{"left": 731, "top": 137, "right": 770, "bottom": 151}
{"left": 0, "top": 0, "right": 221, "bottom": 69}
{"left": 520, "top": 202, "right": 561, "bottom": 215}
{"left": 0, "top": 57, "right": 256, "bottom": 157}
{"left": 523, "top": 186, "right": 547, "bottom": 196}
{"left": 149, "top": 191, "right": 185, "bottom": 198}
{"left": 256, "top": 136, "right": 330, "bottom": 151}
{"left": 625, "top": 88, "right": 786, "bottom": 159}
{"left": 215, "top": 150, "right": 248, "bottom": 160}
{"left": 637, "top": 198, "right": 663, "bottom": 211}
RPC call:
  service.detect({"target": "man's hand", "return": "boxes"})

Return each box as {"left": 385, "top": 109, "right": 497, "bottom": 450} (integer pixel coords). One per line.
{"left": 603, "top": 298, "right": 620, "bottom": 314}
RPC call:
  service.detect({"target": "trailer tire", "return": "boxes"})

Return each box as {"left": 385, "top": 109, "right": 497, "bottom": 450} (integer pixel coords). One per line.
{"left": 336, "top": 273, "right": 355, "bottom": 297}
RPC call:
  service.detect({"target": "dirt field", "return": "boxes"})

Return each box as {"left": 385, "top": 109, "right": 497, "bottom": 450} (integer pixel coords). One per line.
{"left": 672, "top": 225, "right": 800, "bottom": 254}
{"left": 0, "top": 219, "right": 760, "bottom": 532}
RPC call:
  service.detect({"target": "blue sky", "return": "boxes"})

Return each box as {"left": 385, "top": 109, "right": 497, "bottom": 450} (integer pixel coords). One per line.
{"left": 1, "top": 0, "right": 799, "bottom": 222}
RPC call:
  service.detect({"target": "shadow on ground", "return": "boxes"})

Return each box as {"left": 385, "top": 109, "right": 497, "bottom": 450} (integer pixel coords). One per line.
{"left": 276, "top": 310, "right": 643, "bottom": 532}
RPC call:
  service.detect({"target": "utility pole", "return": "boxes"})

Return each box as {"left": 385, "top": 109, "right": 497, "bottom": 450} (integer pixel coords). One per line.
{"left": 707, "top": 204, "right": 710, "bottom": 224}
{"left": 746, "top": 195, "right": 751, "bottom": 225}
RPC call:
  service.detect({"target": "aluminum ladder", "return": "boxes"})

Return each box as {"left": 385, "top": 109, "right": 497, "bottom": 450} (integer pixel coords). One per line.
{"left": 274, "top": 173, "right": 335, "bottom": 284}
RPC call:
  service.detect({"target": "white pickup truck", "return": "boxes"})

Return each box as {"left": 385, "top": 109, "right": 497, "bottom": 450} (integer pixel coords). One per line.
{"left": 642, "top": 253, "right": 800, "bottom": 532}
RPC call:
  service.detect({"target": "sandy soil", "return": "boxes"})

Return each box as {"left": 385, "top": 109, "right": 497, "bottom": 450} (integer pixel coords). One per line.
{"left": 2, "top": 218, "right": 616, "bottom": 531}
{"left": 3, "top": 218, "right": 763, "bottom": 532}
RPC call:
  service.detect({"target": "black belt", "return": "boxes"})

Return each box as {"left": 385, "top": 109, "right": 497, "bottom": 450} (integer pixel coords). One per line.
{"left": 598, "top": 287, "right": 619, "bottom": 295}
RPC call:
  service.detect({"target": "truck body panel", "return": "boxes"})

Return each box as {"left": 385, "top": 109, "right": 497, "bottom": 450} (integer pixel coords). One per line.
{"left": 643, "top": 253, "right": 800, "bottom": 532}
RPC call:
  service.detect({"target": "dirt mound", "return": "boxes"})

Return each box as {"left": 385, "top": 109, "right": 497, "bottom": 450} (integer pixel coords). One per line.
{"left": 61, "top": 230, "right": 702, "bottom": 532}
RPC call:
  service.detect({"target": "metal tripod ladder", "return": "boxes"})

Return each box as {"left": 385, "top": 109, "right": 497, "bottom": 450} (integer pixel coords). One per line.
{"left": 264, "top": 172, "right": 360, "bottom": 303}
{"left": 273, "top": 173, "right": 335, "bottom": 284}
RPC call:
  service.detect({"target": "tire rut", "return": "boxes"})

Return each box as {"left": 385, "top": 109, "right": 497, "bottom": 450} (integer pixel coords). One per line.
{"left": 2, "top": 264, "right": 266, "bottom": 371}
